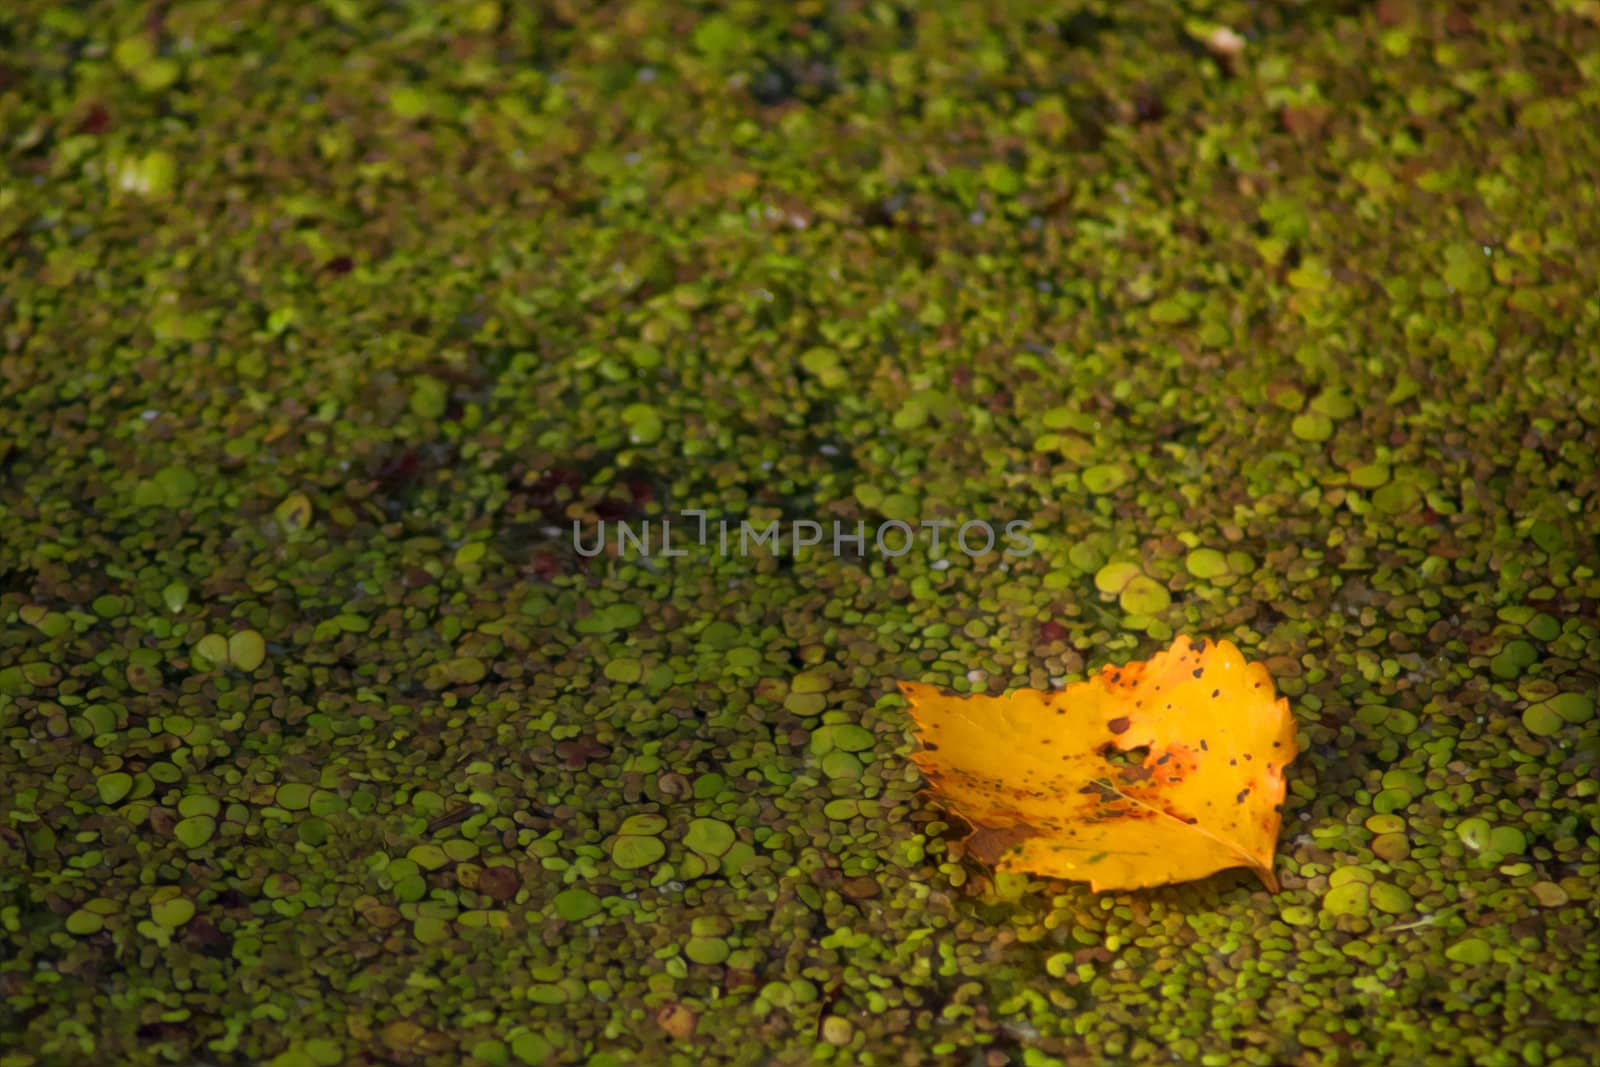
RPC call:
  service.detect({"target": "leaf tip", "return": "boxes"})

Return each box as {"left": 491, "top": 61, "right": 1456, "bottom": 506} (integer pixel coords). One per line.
{"left": 1254, "top": 860, "right": 1282, "bottom": 893}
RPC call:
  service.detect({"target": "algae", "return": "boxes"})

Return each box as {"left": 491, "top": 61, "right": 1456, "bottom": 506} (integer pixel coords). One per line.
{"left": 2, "top": 1, "right": 1599, "bottom": 1065}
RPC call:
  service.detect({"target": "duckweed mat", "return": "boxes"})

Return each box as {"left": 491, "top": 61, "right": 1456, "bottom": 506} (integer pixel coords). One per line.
{"left": 2, "top": 1, "right": 1598, "bottom": 1065}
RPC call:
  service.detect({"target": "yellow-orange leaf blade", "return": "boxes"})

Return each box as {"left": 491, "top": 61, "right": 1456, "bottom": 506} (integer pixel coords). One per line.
{"left": 899, "top": 635, "right": 1298, "bottom": 892}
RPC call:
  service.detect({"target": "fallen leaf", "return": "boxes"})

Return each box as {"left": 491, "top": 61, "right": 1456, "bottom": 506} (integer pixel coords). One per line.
{"left": 899, "top": 635, "right": 1298, "bottom": 892}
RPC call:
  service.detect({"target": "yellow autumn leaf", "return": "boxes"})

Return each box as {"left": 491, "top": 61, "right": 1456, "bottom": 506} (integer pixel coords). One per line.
{"left": 899, "top": 635, "right": 1299, "bottom": 892}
